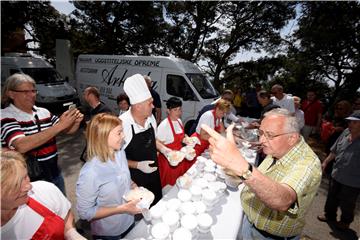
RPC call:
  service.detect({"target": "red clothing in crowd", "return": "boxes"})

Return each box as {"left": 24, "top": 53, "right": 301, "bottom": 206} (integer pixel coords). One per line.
{"left": 301, "top": 100, "right": 323, "bottom": 126}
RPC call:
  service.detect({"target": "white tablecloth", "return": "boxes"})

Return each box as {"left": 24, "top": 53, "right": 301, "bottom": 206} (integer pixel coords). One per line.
{"left": 125, "top": 151, "right": 256, "bottom": 240}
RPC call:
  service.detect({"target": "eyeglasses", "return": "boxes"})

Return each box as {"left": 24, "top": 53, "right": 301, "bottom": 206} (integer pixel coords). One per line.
{"left": 12, "top": 89, "right": 38, "bottom": 94}
{"left": 258, "top": 129, "right": 294, "bottom": 140}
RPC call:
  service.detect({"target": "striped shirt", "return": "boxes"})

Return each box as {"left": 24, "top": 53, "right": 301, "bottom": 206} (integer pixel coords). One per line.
{"left": 241, "top": 137, "right": 322, "bottom": 237}
{"left": 1, "top": 104, "right": 59, "bottom": 161}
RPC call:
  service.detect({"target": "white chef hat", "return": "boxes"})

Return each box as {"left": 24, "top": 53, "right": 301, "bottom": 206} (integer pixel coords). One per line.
{"left": 124, "top": 74, "right": 152, "bottom": 105}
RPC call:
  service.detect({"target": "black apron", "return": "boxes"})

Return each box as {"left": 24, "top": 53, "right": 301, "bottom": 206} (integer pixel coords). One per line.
{"left": 125, "top": 123, "right": 162, "bottom": 205}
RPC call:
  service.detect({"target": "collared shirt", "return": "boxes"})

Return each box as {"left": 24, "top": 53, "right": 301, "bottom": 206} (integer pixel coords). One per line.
{"left": 76, "top": 150, "right": 133, "bottom": 236}
{"left": 241, "top": 137, "right": 322, "bottom": 237}
{"left": 195, "top": 110, "right": 222, "bottom": 134}
{"left": 119, "top": 108, "right": 157, "bottom": 149}
{"left": 271, "top": 94, "right": 295, "bottom": 114}
{"left": 1, "top": 104, "right": 59, "bottom": 161}
{"left": 157, "top": 118, "right": 183, "bottom": 144}
{"left": 330, "top": 128, "right": 360, "bottom": 188}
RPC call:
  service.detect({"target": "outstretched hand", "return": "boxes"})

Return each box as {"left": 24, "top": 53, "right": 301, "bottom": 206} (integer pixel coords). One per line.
{"left": 201, "top": 123, "right": 248, "bottom": 175}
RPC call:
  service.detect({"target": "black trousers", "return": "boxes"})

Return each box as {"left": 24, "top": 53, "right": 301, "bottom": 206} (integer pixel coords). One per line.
{"left": 324, "top": 179, "right": 360, "bottom": 224}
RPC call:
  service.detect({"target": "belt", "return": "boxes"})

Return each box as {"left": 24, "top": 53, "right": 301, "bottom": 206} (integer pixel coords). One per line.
{"left": 120, "top": 222, "right": 135, "bottom": 238}
{"left": 253, "top": 225, "right": 296, "bottom": 240}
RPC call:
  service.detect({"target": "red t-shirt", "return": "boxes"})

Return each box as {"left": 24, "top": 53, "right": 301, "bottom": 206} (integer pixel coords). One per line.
{"left": 301, "top": 100, "right": 323, "bottom": 126}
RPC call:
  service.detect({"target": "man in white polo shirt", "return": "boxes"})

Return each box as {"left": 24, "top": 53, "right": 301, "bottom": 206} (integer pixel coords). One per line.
{"left": 271, "top": 84, "right": 295, "bottom": 114}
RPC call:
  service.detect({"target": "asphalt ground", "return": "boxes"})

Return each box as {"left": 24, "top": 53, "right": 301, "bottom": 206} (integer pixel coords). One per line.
{"left": 57, "top": 131, "right": 359, "bottom": 240}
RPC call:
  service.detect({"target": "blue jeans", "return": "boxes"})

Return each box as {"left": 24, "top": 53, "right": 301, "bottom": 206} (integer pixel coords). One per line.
{"left": 242, "top": 216, "right": 300, "bottom": 240}
{"left": 51, "top": 173, "right": 66, "bottom": 196}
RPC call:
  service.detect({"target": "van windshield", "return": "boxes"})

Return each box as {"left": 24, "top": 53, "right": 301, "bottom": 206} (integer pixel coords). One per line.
{"left": 21, "top": 68, "right": 63, "bottom": 84}
{"left": 186, "top": 73, "right": 218, "bottom": 99}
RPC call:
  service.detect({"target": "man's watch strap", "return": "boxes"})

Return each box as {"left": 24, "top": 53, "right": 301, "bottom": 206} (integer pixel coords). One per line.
{"left": 239, "top": 163, "right": 253, "bottom": 181}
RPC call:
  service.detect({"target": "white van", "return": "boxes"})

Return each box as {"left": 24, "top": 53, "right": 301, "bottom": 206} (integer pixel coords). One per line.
{"left": 75, "top": 55, "right": 219, "bottom": 133}
{"left": 1, "top": 53, "right": 80, "bottom": 113}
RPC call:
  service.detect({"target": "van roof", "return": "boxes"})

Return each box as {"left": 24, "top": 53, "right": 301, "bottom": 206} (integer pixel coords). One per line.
{"left": 77, "top": 54, "right": 203, "bottom": 74}
{"left": 1, "top": 56, "right": 52, "bottom": 68}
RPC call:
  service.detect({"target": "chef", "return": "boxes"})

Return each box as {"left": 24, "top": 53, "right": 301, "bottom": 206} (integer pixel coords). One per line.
{"left": 120, "top": 74, "right": 171, "bottom": 205}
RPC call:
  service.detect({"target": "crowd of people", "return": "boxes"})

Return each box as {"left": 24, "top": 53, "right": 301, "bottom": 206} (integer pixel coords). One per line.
{"left": 1, "top": 72, "right": 359, "bottom": 239}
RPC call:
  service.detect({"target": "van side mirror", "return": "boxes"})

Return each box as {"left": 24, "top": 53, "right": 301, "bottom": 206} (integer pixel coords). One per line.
{"left": 65, "top": 76, "right": 69, "bottom": 82}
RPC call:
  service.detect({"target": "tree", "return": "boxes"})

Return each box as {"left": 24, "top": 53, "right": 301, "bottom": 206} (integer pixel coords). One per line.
{"left": 70, "top": 1, "right": 168, "bottom": 55}
{"left": 203, "top": 2, "right": 296, "bottom": 89}
{"left": 163, "top": 2, "right": 222, "bottom": 62}
{"left": 294, "top": 2, "right": 360, "bottom": 106}
{"left": 1, "top": 1, "right": 65, "bottom": 58}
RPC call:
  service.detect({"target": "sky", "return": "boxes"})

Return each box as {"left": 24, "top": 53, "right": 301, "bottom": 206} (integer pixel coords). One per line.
{"left": 50, "top": 0, "right": 75, "bottom": 15}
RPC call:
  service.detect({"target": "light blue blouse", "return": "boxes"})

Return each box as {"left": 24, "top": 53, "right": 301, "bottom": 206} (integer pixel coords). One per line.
{"left": 76, "top": 150, "right": 133, "bottom": 236}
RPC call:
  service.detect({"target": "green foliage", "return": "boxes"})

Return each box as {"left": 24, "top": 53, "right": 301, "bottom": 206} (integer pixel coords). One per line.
{"left": 70, "top": 1, "right": 168, "bottom": 55}
{"left": 1, "top": 0, "right": 64, "bottom": 58}
{"left": 164, "top": 2, "right": 221, "bottom": 62}
{"left": 294, "top": 2, "right": 360, "bottom": 105}
{"left": 202, "top": 2, "right": 296, "bottom": 89}
{"left": 2, "top": 1, "right": 359, "bottom": 107}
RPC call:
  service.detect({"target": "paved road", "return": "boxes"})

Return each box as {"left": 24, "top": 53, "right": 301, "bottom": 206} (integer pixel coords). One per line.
{"left": 57, "top": 131, "right": 359, "bottom": 240}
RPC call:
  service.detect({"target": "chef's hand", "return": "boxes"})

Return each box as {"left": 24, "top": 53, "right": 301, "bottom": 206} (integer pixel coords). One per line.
{"left": 159, "top": 146, "right": 172, "bottom": 156}
{"left": 137, "top": 161, "right": 158, "bottom": 173}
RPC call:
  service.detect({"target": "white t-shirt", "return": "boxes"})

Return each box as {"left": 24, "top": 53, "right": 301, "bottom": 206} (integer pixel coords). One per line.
{"left": 1, "top": 181, "right": 71, "bottom": 240}
{"left": 271, "top": 94, "right": 295, "bottom": 114}
{"left": 119, "top": 109, "right": 157, "bottom": 149}
{"left": 196, "top": 110, "right": 221, "bottom": 134}
{"left": 157, "top": 118, "right": 184, "bottom": 144}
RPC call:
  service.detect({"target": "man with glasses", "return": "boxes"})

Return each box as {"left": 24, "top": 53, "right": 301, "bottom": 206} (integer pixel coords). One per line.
{"left": 1, "top": 73, "right": 83, "bottom": 194}
{"left": 202, "top": 108, "right": 321, "bottom": 239}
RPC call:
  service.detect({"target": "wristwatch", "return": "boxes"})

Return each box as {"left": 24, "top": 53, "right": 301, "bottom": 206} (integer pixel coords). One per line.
{"left": 239, "top": 163, "right": 253, "bottom": 181}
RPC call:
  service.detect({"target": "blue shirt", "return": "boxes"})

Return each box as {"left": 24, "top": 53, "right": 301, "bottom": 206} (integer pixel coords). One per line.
{"left": 331, "top": 128, "right": 360, "bottom": 188}
{"left": 76, "top": 150, "right": 133, "bottom": 236}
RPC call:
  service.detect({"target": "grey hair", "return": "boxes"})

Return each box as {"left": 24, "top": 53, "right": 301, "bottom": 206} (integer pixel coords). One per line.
{"left": 1, "top": 73, "right": 36, "bottom": 107}
{"left": 263, "top": 108, "right": 300, "bottom": 133}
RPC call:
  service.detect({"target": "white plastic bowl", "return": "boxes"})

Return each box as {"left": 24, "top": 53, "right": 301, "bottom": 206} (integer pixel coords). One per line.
{"left": 161, "top": 210, "right": 179, "bottom": 232}
{"left": 172, "top": 227, "right": 192, "bottom": 240}
{"left": 189, "top": 185, "right": 202, "bottom": 201}
{"left": 181, "top": 214, "right": 198, "bottom": 231}
{"left": 177, "top": 189, "right": 192, "bottom": 202}
{"left": 193, "top": 201, "right": 207, "bottom": 214}
{"left": 202, "top": 189, "right": 216, "bottom": 206}
{"left": 151, "top": 222, "right": 170, "bottom": 240}
{"left": 197, "top": 213, "right": 213, "bottom": 233}
{"left": 150, "top": 204, "right": 167, "bottom": 224}
{"left": 166, "top": 198, "right": 181, "bottom": 211}
{"left": 180, "top": 201, "right": 196, "bottom": 215}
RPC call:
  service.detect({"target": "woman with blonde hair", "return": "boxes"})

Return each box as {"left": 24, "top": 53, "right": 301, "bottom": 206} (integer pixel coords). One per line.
{"left": 186, "top": 99, "right": 230, "bottom": 170}
{"left": 0, "top": 150, "right": 85, "bottom": 239}
{"left": 76, "top": 113, "right": 141, "bottom": 240}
